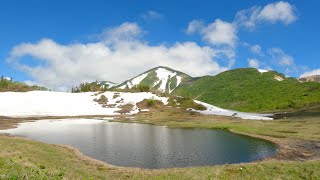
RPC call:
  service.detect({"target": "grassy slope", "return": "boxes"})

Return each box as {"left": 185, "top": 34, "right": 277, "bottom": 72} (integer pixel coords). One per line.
{"left": 174, "top": 68, "right": 320, "bottom": 112}
{"left": 1, "top": 110, "right": 320, "bottom": 179}
{"left": 0, "top": 79, "right": 47, "bottom": 92}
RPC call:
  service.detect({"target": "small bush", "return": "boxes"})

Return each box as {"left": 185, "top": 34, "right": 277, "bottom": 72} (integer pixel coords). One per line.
{"left": 95, "top": 95, "right": 108, "bottom": 105}
{"left": 116, "top": 104, "right": 134, "bottom": 114}
{"left": 113, "top": 93, "right": 120, "bottom": 99}
{"left": 146, "top": 99, "right": 156, "bottom": 106}
{"left": 137, "top": 99, "right": 164, "bottom": 109}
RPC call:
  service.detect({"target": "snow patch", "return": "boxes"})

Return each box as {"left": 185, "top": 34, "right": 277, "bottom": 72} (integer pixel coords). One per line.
{"left": 274, "top": 75, "right": 284, "bottom": 81}
{"left": 131, "top": 73, "right": 149, "bottom": 86}
{"left": 118, "top": 84, "right": 127, "bottom": 89}
{"left": 190, "top": 100, "right": 273, "bottom": 120}
{"left": 121, "top": 72, "right": 149, "bottom": 89}
{"left": 258, "top": 69, "right": 269, "bottom": 73}
{"left": 154, "top": 68, "right": 177, "bottom": 92}
{"left": 104, "top": 82, "right": 116, "bottom": 88}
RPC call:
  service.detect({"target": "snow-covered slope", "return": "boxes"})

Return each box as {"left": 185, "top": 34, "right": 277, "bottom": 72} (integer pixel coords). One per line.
{"left": 0, "top": 91, "right": 167, "bottom": 117}
{"left": 116, "top": 66, "right": 191, "bottom": 93}
{"left": 191, "top": 100, "right": 273, "bottom": 120}
{"left": 0, "top": 91, "right": 272, "bottom": 120}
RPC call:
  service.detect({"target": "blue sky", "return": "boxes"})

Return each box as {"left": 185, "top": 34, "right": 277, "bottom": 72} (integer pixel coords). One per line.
{"left": 1, "top": 0, "right": 319, "bottom": 90}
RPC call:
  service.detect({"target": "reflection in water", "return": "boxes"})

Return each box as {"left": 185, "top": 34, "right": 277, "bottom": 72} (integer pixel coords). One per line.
{"left": 0, "top": 119, "right": 276, "bottom": 169}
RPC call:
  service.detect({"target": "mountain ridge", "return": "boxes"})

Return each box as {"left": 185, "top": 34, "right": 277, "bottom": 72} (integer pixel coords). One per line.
{"left": 300, "top": 75, "right": 320, "bottom": 83}
{"left": 114, "top": 66, "right": 193, "bottom": 93}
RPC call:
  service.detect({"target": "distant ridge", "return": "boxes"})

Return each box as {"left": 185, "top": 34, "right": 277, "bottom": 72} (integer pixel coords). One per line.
{"left": 300, "top": 75, "right": 320, "bottom": 83}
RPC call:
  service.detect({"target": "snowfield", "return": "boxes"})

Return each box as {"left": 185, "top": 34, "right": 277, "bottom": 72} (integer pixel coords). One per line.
{"left": 0, "top": 91, "right": 168, "bottom": 117}
{"left": 154, "top": 68, "right": 181, "bottom": 92}
{"left": 0, "top": 91, "right": 272, "bottom": 120}
{"left": 190, "top": 100, "right": 273, "bottom": 120}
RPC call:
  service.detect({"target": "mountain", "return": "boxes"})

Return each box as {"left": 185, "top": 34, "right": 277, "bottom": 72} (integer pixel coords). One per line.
{"left": 300, "top": 75, "right": 320, "bottom": 83}
{"left": 114, "top": 66, "right": 193, "bottom": 93}
{"left": 173, "top": 68, "right": 320, "bottom": 112}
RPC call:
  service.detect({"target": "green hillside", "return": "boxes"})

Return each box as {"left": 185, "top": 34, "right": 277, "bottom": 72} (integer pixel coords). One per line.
{"left": 173, "top": 68, "right": 320, "bottom": 112}
{"left": 0, "top": 77, "right": 47, "bottom": 92}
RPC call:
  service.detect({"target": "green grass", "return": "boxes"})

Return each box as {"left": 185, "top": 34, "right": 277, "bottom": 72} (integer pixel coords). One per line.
{"left": 174, "top": 68, "right": 320, "bottom": 112}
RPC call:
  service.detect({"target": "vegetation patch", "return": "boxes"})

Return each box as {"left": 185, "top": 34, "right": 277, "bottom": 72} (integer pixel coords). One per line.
{"left": 72, "top": 81, "right": 109, "bottom": 93}
{"left": 132, "top": 84, "right": 150, "bottom": 92}
{"left": 0, "top": 77, "right": 47, "bottom": 92}
{"left": 94, "top": 95, "right": 108, "bottom": 106}
{"left": 116, "top": 104, "right": 134, "bottom": 114}
{"left": 137, "top": 99, "right": 164, "bottom": 109}
{"left": 168, "top": 96, "right": 206, "bottom": 111}
{"left": 113, "top": 93, "right": 120, "bottom": 99}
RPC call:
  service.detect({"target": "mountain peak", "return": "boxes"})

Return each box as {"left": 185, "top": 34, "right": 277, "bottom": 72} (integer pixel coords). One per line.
{"left": 115, "top": 66, "right": 192, "bottom": 93}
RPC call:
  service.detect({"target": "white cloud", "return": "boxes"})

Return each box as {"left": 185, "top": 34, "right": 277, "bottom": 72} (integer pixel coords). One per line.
{"left": 300, "top": 69, "right": 320, "bottom": 78}
{"left": 141, "top": 11, "right": 163, "bottom": 20}
{"left": 187, "top": 19, "right": 237, "bottom": 47}
{"left": 248, "top": 58, "right": 260, "bottom": 68}
{"left": 100, "top": 22, "right": 143, "bottom": 42}
{"left": 258, "top": 1, "right": 297, "bottom": 24}
{"left": 267, "top": 47, "right": 299, "bottom": 75}
{"left": 235, "top": 6, "right": 262, "bottom": 29}
{"left": 268, "top": 48, "right": 294, "bottom": 66}
{"left": 235, "top": 1, "right": 297, "bottom": 29}
{"left": 250, "top": 44, "right": 262, "bottom": 55}
{"left": 8, "top": 22, "right": 229, "bottom": 91}
{"left": 186, "top": 20, "right": 204, "bottom": 34}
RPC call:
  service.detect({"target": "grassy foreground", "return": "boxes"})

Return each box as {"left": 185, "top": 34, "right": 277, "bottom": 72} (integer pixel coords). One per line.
{"left": 0, "top": 110, "right": 320, "bottom": 179}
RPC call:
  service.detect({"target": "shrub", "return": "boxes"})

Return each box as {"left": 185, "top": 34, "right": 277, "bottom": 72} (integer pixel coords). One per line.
{"left": 137, "top": 99, "right": 164, "bottom": 109}
{"left": 132, "top": 84, "right": 151, "bottom": 92}
{"left": 72, "top": 81, "right": 108, "bottom": 93}
{"left": 113, "top": 93, "right": 120, "bottom": 99}
{"left": 95, "top": 95, "right": 108, "bottom": 105}
{"left": 116, "top": 104, "right": 134, "bottom": 114}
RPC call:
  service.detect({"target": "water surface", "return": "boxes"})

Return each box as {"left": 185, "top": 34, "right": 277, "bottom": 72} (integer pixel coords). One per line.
{"left": 0, "top": 119, "right": 276, "bottom": 169}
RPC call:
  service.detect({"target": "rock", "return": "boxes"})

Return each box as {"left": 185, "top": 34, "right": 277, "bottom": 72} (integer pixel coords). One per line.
{"left": 300, "top": 75, "right": 320, "bottom": 82}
